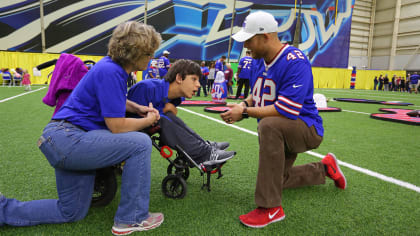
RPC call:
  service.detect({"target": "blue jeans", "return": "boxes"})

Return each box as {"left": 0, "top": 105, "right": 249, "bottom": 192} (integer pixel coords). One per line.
{"left": 0, "top": 121, "right": 152, "bottom": 226}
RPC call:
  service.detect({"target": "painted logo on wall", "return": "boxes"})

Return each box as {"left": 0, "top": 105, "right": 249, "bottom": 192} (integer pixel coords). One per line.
{"left": 0, "top": 0, "right": 354, "bottom": 68}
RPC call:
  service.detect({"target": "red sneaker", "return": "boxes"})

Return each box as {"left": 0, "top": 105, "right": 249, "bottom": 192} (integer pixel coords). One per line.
{"left": 239, "top": 206, "right": 285, "bottom": 228}
{"left": 322, "top": 153, "right": 347, "bottom": 189}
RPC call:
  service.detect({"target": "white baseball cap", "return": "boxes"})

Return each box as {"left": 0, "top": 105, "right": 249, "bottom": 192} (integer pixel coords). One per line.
{"left": 232, "top": 11, "right": 278, "bottom": 42}
{"left": 163, "top": 50, "right": 170, "bottom": 55}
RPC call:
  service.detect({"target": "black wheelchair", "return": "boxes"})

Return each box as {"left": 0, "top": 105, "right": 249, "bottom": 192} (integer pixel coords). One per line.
{"left": 91, "top": 125, "right": 228, "bottom": 207}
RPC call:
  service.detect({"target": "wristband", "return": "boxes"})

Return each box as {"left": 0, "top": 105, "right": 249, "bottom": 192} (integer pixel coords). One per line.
{"left": 243, "top": 100, "right": 249, "bottom": 107}
{"left": 242, "top": 107, "right": 249, "bottom": 119}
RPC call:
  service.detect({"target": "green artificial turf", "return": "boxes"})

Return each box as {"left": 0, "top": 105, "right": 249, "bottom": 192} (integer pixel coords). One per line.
{"left": 0, "top": 87, "right": 419, "bottom": 235}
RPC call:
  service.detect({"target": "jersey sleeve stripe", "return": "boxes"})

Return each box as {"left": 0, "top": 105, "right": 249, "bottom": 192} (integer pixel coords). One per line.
{"left": 278, "top": 96, "right": 302, "bottom": 109}
{"left": 275, "top": 101, "right": 300, "bottom": 116}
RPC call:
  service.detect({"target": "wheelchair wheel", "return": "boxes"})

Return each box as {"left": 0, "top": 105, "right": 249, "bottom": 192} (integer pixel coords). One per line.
{"left": 166, "top": 160, "right": 190, "bottom": 181}
{"left": 162, "top": 174, "right": 187, "bottom": 199}
{"left": 91, "top": 167, "right": 117, "bottom": 207}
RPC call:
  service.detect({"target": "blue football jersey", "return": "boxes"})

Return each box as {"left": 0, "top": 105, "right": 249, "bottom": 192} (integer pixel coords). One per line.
{"left": 238, "top": 56, "right": 253, "bottom": 79}
{"left": 158, "top": 56, "right": 170, "bottom": 78}
{"left": 250, "top": 45, "right": 324, "bottom": 136}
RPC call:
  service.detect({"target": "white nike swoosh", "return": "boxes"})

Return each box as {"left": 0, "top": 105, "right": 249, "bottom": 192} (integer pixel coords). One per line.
{"left": 293, "top": 84, "right": 303, "bottom": 88}
{"left": 268, "top": 209, "right": 280, "bottom": 219}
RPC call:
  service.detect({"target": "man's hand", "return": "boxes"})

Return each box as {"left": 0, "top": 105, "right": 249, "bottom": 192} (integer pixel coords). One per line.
{"left": 220, "top": 103, "right": 245, "bottom": 124}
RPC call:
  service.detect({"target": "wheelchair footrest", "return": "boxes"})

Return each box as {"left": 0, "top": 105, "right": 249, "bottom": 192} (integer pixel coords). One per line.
{"left": 200, "top": 163, "right": 224, "bottom": 192}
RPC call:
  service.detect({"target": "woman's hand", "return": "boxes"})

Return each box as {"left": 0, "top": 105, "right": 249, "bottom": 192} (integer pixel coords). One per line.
{"left": 145, "top": 103, "right": 160, "bottom": 126}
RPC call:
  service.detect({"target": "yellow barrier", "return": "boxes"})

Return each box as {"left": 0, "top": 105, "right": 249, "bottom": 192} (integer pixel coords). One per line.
{"left": 0, "top": 51, "right": 103, "bottom": 85}
{"left": 312, "top": 67, "right": 406, "bottom": 89}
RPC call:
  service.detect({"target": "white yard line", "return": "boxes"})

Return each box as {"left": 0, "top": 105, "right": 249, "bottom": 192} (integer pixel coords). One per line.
{"left": 179, "top": 107, "right": 420, "bottom": 194}
{"left": 341, "top": 109, "right": 371, "bottom": 115}
{"left": 0, "top": 87, "right": 46, "bottom": 103}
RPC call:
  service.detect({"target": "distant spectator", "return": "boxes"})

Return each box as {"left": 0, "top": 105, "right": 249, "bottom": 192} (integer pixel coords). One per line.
{"left": 400, "top": 77, "right": 405, "bottom": 92}
{"left": 391, "top": 75, "right": 396, "bottom": 91}
{"left": 373, "top": 76, "right": 378, "bottom": 90}
{"left": 207, "top": 62, "right": 216, "bottom": 93}
{"left": 409, "top": 72, "right": 419, "bottom": 94}
{"left": 224, "top": 63, "right": 234, "bottom": 95}
{"left": 158, "top": 50, "right": 171, "bottom": 78}
{"left": 236, "top": 50, "right": 253, "bottom": 99}
{"left": 215, "top": 55, "right": 226, "bottom": 77}
{"left": 197, "top": 61, "right": 209, "bottom": 97}
{"left": 378, "top": 75, "right": 383, "bottom": 91}
{"left": 12, "top": 68, "right": 22, "bottom": 86}
{"left": 22, "top": 69, "right": 31, "bottom": 91}
{"left": 383, "top": 74, "right": 389, "bottom": 91}
{"left": 146, "top": 60, "right": 159, "bottom": 79}
{"left": 2, "top": 68, "right": 12, "bottom": 86}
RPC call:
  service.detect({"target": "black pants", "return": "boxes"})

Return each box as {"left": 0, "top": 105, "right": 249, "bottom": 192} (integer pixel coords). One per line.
{"left": 159, "top": 112, "right": 211, "bottom": 163}
{"left": 197, "top": 78, "right": 207, "bottom": 96}
{"left": 236, "top": 78, "right": 250, "bottom": 99}
{"left": 207, "top": 79, "right": 214, "bottom": 93}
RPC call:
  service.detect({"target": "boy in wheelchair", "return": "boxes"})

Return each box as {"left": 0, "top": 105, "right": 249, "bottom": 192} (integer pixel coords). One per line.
{"left": 127, "top": 59, "right": 236, "bottom": 167}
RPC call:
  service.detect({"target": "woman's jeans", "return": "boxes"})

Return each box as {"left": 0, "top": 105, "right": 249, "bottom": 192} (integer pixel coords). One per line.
{"left": 0, "top": 121, "right": 152, "bottom": 226}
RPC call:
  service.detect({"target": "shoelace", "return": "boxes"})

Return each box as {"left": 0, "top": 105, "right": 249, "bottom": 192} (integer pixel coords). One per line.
{"left": 208, "top": 148, "right": 218, "bottom": 161}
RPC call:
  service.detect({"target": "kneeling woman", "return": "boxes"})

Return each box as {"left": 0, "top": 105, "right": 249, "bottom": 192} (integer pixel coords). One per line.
{"left": 0, "top": 21, "right": 164, "bottom": 235}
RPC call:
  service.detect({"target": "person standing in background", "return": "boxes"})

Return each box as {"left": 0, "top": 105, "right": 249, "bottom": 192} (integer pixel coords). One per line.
{"left": 236, "top": 50, "right": 253, "bottom": 99}
{"left": 383, "top": 74, "right": 389, "bottom": 91}
{"left": 215, "top": 55, "right": 226, "bottom": 77}
{"left": 158, "top": 50, "right": 171, "bottom": 78}
{"left": 207, "top": 62, "right": 216, "bottom": 93}
{"left": 197, "top": 61, "right": 209, "bottom": 97}
{"left": 373, "top": 76, "right": 378, "bottom": 90}
{"left": 146, "top": 60, "right": 159, "bottom": 79}
{"left": 22, "top": 69, "right": 31, "bottom": 91}
{"left": 409, "top": 72, "right": 419, "bottom": 94}
{"left": 224, "top": 63, "right": 234, "bottom": 96}
{"left": 378, "top": 75, "right": 383, "bottom": 91}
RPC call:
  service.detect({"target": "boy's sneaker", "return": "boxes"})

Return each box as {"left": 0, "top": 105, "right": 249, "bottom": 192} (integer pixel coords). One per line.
{"left": 111, "top": 212, "right": 164, "bottom": 235}
{"left": 239, "top": 206, "right": 285, "bottom": 228}
{"left": 322, "top": 153, "right": 347, "bottom": 189}
{"left": 207, "top": 141, "right": 230, "bottom": 150}
{"left": 202, "top": 149, "right": 235, "bottom": 166}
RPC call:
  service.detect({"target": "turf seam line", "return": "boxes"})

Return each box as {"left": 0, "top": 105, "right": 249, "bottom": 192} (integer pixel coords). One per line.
{"left": 0, "top": 87, "right": 46, "bottom": 103}
{"left": 179, "top": 107, "right": 420, "bottom": 194}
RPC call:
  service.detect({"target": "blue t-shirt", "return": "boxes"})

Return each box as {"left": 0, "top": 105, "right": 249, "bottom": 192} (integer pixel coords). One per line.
{"left": 410, "top": 74, "right": 419, "bottom": 84}
{"left": 53, "top": 56, "right": 128, "bottom": 131}
{"left": 238, "top": 56, "right": 253, "bottom": 79}
{"left": 250, "top": 45, "right": 324, "bottom": 137}
{"left": 127, "top": 79, "right": 181, "bottom": 115}
{"left": 201, "top": 66, "right": 209, "bottom": 80}
{"left": 158, "top": 56, "right": 170, "bottom": 78}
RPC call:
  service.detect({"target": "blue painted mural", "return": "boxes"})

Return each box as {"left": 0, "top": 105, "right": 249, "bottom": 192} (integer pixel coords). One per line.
{"left": 0, "top": 0, "right": 355, "bottom": 68}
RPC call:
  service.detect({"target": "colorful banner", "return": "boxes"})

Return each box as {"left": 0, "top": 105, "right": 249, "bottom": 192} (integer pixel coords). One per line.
{"left": 0, "top": 0, "right": 355, "bottom": 68}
